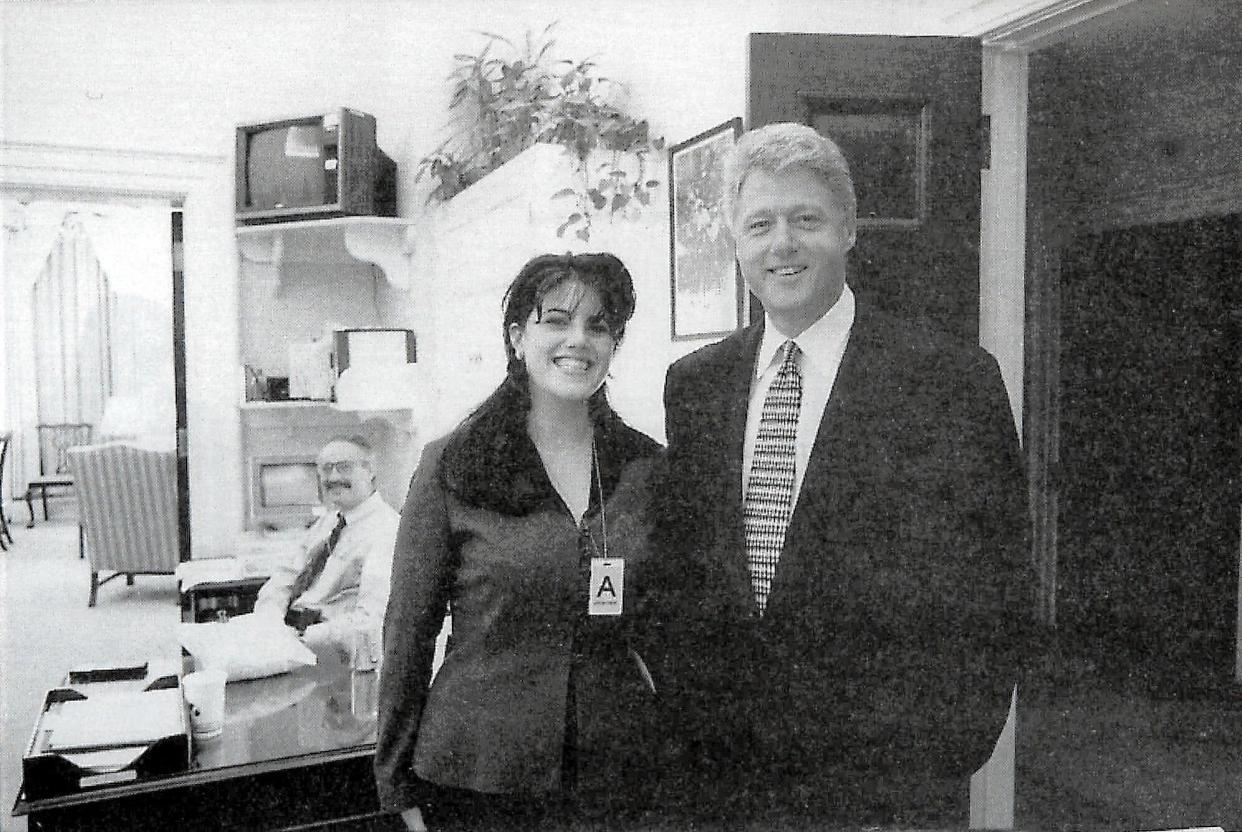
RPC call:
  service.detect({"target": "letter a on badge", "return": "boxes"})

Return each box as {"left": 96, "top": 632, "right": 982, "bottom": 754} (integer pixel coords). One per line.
{"left": 588, "top": 558, "right": 624, "bottom": 616}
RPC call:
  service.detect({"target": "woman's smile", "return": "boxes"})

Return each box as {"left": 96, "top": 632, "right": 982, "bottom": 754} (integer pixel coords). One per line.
{"left": 553, "top": 354, "right": 593, "bottom": 373}
{"left": 509, "top": 280, "right": 617, "bottom": 405}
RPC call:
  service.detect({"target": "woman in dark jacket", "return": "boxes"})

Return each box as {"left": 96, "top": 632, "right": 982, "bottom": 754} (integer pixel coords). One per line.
{"left": 374, "top": 253, "right": 663, "bottom": 831}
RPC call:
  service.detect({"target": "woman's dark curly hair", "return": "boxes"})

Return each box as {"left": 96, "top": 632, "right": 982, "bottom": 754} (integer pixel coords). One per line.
{"left": 500, "top": 252, "right": 636, "bottom": 384}
{"left": 440, "top": 252, "right": 637, "bottom": 512}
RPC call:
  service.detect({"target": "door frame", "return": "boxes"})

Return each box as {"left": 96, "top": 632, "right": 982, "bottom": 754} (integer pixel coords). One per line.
{"left": 974, "top": 0, "right": 1204, "bottom": 630}
{"left": 1, "top": 140, "right": 228, "bottom": 561}
{"left": 994, "top": 4, "right": 1242, "bottom": 653}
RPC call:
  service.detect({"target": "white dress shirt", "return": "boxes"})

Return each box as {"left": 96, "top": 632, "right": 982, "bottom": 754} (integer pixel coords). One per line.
{"left": 742, "top": 284, "right": 855, "bottom": 505}
{"left": 254, "top": 490, "right": 400, "bottom": 647}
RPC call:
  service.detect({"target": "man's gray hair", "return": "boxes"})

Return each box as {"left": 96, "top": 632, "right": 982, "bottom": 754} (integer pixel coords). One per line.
{"left": 722, "top": 122, "right": 857, "bottom": 226}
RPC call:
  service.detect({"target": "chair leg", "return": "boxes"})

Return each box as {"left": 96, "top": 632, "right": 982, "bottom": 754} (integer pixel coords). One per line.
{"left": 126, "top": 573, "right": 134, "bottom": 586}
{"left": 40, "top": 487, "right": 49, "bottom": 521}
{"left": 25, "top": 492, "right": 35, "bottom": 528}
{"left": 89, "top": 571, "right": 99, "bottom": 607}
{"left": 79, "top": 525, "right": 85, "bottom": 559}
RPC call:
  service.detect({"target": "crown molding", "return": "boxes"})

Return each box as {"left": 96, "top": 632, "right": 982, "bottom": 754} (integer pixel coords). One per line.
{"left": 0, "top": 140, "right": 225, "bottom": 163}
{"left": 973, "top": 0, "right": 1139, "bottom": 52}
{"left": 0, "top": 141, "right": 227, "bottom": 202}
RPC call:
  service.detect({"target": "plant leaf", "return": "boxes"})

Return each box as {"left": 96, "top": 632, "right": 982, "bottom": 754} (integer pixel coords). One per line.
{"left": 551, "top": 187, "right": 578, "bottom": 200}
{"left": 476, "top": 30, "right": 512, "bottom": 47}
{"left": 588, "top": 189, "right": 608, "bottom": 210}
{"left": 576, "top": 227, "right": 591, "bottom": 242}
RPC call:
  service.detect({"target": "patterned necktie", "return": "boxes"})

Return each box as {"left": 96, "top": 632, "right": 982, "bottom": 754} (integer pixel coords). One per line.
{"left": 288, "top": 512, "right": 346, "bottom": 608}
{"left": 744, "top": 340, "right": 803, "bottom": 614}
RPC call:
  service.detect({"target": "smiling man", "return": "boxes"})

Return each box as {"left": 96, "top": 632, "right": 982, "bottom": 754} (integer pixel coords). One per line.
{"left": 652, "top": 123, "right": 1032, "bottom": 825}
{"left": 253, "top": 435, "right": 399, "bottom": 652}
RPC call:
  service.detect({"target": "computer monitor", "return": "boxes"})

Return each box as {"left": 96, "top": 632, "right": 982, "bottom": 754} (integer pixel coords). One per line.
{"left": 248, "top": 455, "right": 321, "bottom": 530}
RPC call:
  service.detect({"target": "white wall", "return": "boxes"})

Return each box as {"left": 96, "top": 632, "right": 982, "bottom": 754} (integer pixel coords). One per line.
{"left": 2, "top": 0, "right": 1016, "bottom": 555}
{"left": 3, "top": 1, "right": 989, "bottom": 158}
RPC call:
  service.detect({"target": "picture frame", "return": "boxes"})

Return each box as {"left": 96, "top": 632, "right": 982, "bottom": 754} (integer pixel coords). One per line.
{"left": 668, "top": 117, "right": 746, "bottom": 341}
{"left": 803, "top": 95, "right": 928, "bottom": 229}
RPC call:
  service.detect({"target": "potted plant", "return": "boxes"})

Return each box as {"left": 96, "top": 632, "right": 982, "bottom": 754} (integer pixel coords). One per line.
{"left": 416, "top": 24, "right": 664, "bottom": 241}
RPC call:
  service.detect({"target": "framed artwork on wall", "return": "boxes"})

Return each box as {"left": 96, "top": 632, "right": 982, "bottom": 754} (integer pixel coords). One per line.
{"left": 803, "top": 96, "right": 929, "bottom": 229}
{"left": 668, "top": 117, "right": 745, "bottom": 341}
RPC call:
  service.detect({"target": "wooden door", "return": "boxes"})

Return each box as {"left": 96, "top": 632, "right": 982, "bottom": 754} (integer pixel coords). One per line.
{"left": 1060, "top": 214, "right": 1242, "bottom": 688}
{"left": 750, "top": 34, "right": 984, "bottom": 342}
{"left": 750, "top": 36, "right": 1016, "bottom": 826}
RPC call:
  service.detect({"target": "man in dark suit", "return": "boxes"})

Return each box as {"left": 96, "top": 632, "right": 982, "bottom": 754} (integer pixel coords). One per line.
{"left": 651, "top": 122, "right": 1032, "bottom": 825}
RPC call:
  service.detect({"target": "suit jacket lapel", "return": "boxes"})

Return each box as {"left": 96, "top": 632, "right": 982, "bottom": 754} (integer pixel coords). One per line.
{"left": 711, "top": 324, "right": 764, "bottom": 613}
{"left": 766, "top": 302, "right": 881, "bottom": 614}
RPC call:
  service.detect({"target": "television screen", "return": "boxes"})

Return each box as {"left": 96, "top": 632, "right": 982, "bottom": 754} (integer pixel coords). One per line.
{"left": 249, "top": 455, "right": 322, "bottom": 529}
{"left": 259, "top": 461, "right": 321, "bottom": 508}
{"left": 243, "top": 122, "right": 335, "bottom": 212}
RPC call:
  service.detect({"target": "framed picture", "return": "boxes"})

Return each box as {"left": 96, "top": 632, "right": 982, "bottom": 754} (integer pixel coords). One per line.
{"left": 668, "top": 117, "right": 745, "bottom": 341}
{"left": 803, "top": 96, "right": 928, "bottom": 228}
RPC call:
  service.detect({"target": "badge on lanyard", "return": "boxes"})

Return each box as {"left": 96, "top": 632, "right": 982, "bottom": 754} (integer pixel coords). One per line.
{"left": 588, "top": 558, "right": 624, "bottom": 616}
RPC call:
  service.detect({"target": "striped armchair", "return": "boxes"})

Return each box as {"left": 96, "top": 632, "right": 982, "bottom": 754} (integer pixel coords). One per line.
{"left": 67, "top": 442, "right": 180, "bottom": 607}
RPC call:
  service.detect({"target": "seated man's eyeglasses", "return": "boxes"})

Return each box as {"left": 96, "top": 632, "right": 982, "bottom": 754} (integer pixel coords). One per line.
{"left": 318, "top": 460, "right": 364, "bottom": 476}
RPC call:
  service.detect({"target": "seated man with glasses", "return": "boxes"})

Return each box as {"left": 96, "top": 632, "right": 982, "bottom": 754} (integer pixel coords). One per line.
{"left": 253, "top": 435, "right": 400, "bottom": 651}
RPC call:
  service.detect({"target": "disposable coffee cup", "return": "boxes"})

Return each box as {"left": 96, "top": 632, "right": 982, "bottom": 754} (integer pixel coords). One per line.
{"left": 183, "top": 669, "right": 227, "bottom": 739}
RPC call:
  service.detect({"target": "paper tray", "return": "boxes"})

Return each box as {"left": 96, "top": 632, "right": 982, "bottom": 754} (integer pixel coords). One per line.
{"left": 22, "top": 661, "right": 191, "bottom": 800}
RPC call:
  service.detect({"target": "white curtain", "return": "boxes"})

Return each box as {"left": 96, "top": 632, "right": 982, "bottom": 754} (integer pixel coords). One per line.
{"left": 31, "top": 216, "right": 113, "bottom": 427}
{"left": 3, "top": 199, "right": 173, "bottom": 496}
{"left": 84, "top": 209, "right": 176, "bottom": 449}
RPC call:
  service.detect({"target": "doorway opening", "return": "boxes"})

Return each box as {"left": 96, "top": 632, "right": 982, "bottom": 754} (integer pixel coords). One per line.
{"left": 1058, "top": 214, "right": 1242, "bottom": 691}
{"left": 2, "top": 194, "right": 186, "bottom": 559}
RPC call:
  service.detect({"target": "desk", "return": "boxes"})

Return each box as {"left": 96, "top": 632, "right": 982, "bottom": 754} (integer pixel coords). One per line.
{"left": 13, "top": 651, "right": 393, "bottom": 831}
{"left": 180, "top": 577, "right": 268, "bottom": 623}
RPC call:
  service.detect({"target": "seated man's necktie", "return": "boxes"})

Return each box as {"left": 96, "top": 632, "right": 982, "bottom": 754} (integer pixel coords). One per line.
{"left": 288, "top": 512, "right": 347, "bottom": 608}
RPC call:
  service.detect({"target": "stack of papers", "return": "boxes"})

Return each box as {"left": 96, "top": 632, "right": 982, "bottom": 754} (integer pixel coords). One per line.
{"left": 236, "top": 531, "right": 303, "bottom": 574}
{"left": 176, "top": 546, "right": 293, "bottom": 592}
{"left": 39, "top": 689, "right": 184, "bottom": 753}
{"left": 175, "top": 559, "right": 242, "bottom": 590}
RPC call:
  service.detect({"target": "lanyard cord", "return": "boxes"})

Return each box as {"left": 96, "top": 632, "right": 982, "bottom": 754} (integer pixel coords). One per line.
{"left": 592, "top": 440, "right": 607, "bottom": 560}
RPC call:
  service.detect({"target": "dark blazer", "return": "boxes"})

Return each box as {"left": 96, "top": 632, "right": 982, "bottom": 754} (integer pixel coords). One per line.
{"left": 651, "top": 298, "right": 1032, "bottom": 821}
{"left": 374, "top": 409, "right": 663, "bottom": 815}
